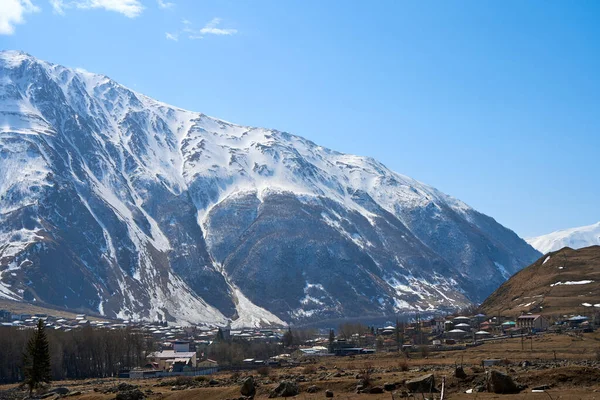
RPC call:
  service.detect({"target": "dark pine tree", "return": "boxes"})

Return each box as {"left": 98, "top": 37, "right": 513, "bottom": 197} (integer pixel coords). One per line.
{"left": 328, "top": 329, "right": 335, "bottom": 353}
{"left": 282, "top": 327, "right": 294, "bottom": 347}
{"left": 23, "top": 319, "right": 51, "bottom": 396}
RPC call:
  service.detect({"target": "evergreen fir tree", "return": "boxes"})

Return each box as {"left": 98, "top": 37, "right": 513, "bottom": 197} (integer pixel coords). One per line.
{"left": 23, "top": 319, "right": 51, "bottom": 396}
{"left": 328, "top": 329, "right": 335, "bottom": 353}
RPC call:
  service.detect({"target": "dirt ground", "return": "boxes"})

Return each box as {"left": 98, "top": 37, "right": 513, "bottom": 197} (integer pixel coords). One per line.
{"left": 4, "top": 332, "right": 600, "bottom": 400}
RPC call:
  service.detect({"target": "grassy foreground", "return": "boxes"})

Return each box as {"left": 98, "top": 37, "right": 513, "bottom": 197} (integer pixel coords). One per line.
{"left": 3, "top": 332, "right": 600, "bottom": 399}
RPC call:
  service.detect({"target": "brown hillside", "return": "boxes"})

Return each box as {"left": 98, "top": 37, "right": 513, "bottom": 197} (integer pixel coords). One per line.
{"left": 480, "top": 246, "right": 600, "bottom": 317}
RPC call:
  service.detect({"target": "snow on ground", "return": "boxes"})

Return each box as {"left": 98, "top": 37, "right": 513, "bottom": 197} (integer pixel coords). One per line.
{"left": 543, "top": 256, "right": 551, "bottom": 264}
{"left": 550, "top": 280, "right": 594, "bottom": 287}
{"left": 230, "top": 286, "right": 287, "bottom": 328}
{"left": 494, "top": 262, "right": 511, "bottom": 280}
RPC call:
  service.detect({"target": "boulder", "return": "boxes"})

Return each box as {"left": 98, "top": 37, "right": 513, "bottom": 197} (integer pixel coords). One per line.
{"left": 306, "top": 385, "right": 319, "bottom": 393}
{"left": 269, "top": 381, "right": 299, "bottom": 398}
{"left": 240, "top": 377, "right": 256, "bottom": 397}
{"left": 406, "top": 374, "right": 436, "bottom": 393}
{"left": 532, "top": 385, "right": 551, "bottom": 391}
{"left": 487, "top": 370, "right": 520, "bottom": 394}
{"left": 49, "top": 387, "right": 70, "bottom": 396}
{"left": 325, "top": 389, "right": 334, "bottom": 397}
{"left": 369, "top": 387, "right": 384, "bottom": 394}
{"left": 455, "top": 366, "right": 467, "bottom": 379}
{"left": 115, "top": 389, "right": 145, "bottom": 400}
{"left": 384, "top": 383, "right": 396, "bottom": 391}
{"left": 117, "top": 383, "right": 137, "bottom": 392}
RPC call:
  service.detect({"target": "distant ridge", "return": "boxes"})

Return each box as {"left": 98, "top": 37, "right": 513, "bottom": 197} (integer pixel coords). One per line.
{"left": 527, "top": 222, "right": 600, "bottom": 254}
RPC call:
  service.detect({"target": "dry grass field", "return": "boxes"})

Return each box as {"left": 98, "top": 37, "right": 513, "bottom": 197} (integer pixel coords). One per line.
{"left": 4, "top": 332, "right": 600, "bottom": 400}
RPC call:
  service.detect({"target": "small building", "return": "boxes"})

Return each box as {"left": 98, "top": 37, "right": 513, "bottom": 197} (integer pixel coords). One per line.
{"left": 431, "top": 318, "right": 445, "bottom": 334}
{"left": 516, "top": 315, "right": 549, "bottom": 331}
{"left": 501, "top": 321, "right": 516, "bottom": 332}
{"left": 453, "top": 316, "right": 471, "bottom": 325}
{"left": 446, "top": 329, "right": 467, "bottom": 340}
{"left": 172, "top": 341, "right": 190, "bottom": 353}
{"left": 475, "top": 330, "right": 491, "bottom": 339}
{"left": 473, "top": 314, "right": 487, "bottom": 324}
{"left": 0, "top": 310, "right": 12, "bottom": 322}
{"left": 568, "top": 315, "right": 589, "bottom": 327}
{"left": 197, "top": 359, "right": 218, "bottom": 368}
{"left": 454, "top": 323, "right": 471, "bottom": 332}
{"left": 147, "top": 350, "right": 197, "bottom": 370}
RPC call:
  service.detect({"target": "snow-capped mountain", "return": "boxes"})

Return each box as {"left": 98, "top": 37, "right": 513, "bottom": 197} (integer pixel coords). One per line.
{"left": 0, "top": 51, "right": 540, "bottom": 326}
{"left": 527, "top": 222, "right": 600, "bottom": 254}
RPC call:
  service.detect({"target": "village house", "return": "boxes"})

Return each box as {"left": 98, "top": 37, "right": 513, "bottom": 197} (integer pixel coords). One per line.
{"left": 0, "top": 310, "right": 11, "bottom": 322}
{"left": 147, "top": 341, "right": 197, "bottom": 371}
{"left": 516, "top": 315, "right": 549, "bottom": 331}
{"left": 430, "top": 318, "right": 445, "bottom": 334}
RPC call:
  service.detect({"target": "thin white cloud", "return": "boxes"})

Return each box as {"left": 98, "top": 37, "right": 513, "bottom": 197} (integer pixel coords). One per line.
{"left": 165, "top": 17, "right": 236, "bottom": 42}
{"left": 0, "top": 0, "right": 40, "bottom": 35}
{"left": 50, "top": 0, "right": 144, "bottom": 18}
{"left": 200, "top": 17, "right": 237, "bottom": 36}
{"left": 157, "top": 0, "right": 174, "bottom": 9}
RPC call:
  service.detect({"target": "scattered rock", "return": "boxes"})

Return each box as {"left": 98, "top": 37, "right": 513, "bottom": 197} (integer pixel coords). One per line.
{"left": 240, "top": 376, "right": 255, "bottom": 397}
{"left": 406, "top": 374, "right": 436, "bottom": 393}
{"left": 369, "top": 386, "right": 384, "bottom": 394}
{"left": 487, "top": 370, "right": 520, "bottom": 394}
{"left": 269, "top": 381, "right": 299, "bottom": 398}
{"left": 455, "top": 366, "right": 467, "bottom": 379}
{"left": 532, "top": 385, "right": 550, "bottom": 391}
{"left": 49, "top": 387, "right": 70, "bottom": 396}
{"left": 325, "top": 389, "right": 334, "bottom": 397}
{"left": 115, "top": 389, "right": 145, "bottom": 400}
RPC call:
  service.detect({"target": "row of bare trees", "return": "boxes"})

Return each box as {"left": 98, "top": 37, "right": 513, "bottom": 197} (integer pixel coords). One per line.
{"left": 0, "top": 325, "right": 154, "bottom": 383}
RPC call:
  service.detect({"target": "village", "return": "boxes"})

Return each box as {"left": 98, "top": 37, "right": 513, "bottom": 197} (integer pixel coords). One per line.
{"left": 2, "top": 308, "right": 597, "bottom": 377}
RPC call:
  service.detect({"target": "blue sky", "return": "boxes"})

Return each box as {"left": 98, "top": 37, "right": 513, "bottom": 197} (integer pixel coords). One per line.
{"left": 1, "top": 0, "right": 599, "bottom": 238}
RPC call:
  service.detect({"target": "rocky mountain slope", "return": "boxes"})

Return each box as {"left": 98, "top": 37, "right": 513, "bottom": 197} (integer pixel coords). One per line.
{"left": 0, "top": 51, "right": 540, "bottom": 326}
{"left": 480, "top": 246, "right": 600, "bottom": 317}
{"left": 527, "top": 222, "right": 600, "bottom": 254}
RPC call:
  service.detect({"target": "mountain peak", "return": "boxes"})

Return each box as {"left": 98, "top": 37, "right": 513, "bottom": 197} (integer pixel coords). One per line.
{"left": 0, "top": 52, "right": 540, "bottom": 326}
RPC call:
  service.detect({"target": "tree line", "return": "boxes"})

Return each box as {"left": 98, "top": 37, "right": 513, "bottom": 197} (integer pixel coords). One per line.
{"left": 0, "top": 324, "right": 154, "bottom": 383}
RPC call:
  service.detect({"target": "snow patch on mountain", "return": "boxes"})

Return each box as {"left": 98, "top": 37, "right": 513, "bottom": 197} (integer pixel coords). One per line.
{"left": 527, "top": 222, "right": 600, "bottom": 254}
